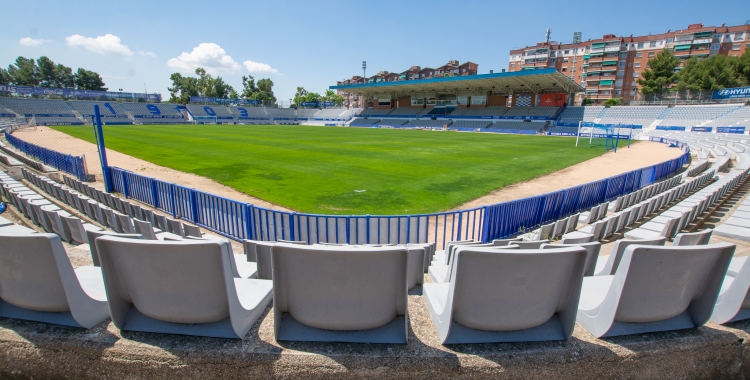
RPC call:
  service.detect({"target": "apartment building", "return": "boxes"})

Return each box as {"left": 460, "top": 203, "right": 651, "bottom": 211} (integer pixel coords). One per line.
{"left": 336, "top": 60, "right": 478, "bottom": 108}
{"left": 508, "top": 22, "right": 750, "bottom": 105}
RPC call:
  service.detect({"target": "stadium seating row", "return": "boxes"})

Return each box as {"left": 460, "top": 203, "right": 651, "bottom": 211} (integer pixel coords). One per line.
{"left": 558, "top": 105, "right": 749, "bottom": 130}
{"left": 1, "top": 163, "right": 747, "bottom": 344}
{"left": 359, "top": 106, "right": 559, "bottom": 119}
{"left": 350, "top": 118, "right": 546, "bottom": 131}
{"left": 0, "top": 98, "right": 359, "bottom": 125}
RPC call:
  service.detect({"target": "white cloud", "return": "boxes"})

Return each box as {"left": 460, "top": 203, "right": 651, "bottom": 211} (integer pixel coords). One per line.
{"left": 65, "top": 34, "right": 133, "bottom": 56}
{"left": 19, "top": 37, "right": 50, "bottom": 47}
{"left": 243, "top": 60, "right": 279, "bottom": 74}
{"left": 138, "top": 51, "right": 157, "bottom": 58}
{"left": 166, "top": 43, "right": 240, "bottom": 74}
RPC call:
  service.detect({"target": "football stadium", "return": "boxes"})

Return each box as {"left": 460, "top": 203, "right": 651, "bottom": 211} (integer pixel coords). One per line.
{"left": 1, "top": 3, "right": 750, "bottom": 377}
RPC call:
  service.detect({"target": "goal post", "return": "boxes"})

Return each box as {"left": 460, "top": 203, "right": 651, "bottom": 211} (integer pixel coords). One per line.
{"left": 577, "top": 123, "right": 631, "bottom": 153}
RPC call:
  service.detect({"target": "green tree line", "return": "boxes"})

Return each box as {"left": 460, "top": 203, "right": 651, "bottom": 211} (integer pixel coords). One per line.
{"left": 168, "top": 69, "right": 276, "bottom": 105}
{"left": 292, "top": 87, "right": 344, "bottom": 107}
{"left": 637, "top": 49, "right": 750, "bottom": 95}
{"left": 0, "top": 56, "right": 107, "bottom": 91}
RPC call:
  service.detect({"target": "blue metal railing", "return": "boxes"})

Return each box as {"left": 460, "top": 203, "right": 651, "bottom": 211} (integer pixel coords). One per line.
{"left": 108, "top": 144, "right": 689, "bottom": 249}
{"left": 4, "top": 130, "right": 89, "bottom": 181}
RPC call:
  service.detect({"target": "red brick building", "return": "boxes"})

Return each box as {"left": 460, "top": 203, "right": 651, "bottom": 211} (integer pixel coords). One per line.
{"left": 508, "top": 22, "right": 750, "bottom": 105}
{"left": 337, "top": 60, "right": 478, "bottom": 108}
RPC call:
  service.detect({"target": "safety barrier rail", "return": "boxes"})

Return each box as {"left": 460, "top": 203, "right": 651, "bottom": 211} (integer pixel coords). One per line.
{"left": 3, "top": 130, "right": 89, "bottom": 181}
{"left": 109, "top": 143, "right": 689, "bottom": 249}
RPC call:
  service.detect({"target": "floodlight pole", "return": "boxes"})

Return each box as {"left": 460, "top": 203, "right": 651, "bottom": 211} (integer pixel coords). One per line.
{"left": 575, "top": 121, "right": 581, "bottom": 147}
{"left": 572, "top": 32, "right": 582, "bottom": 105}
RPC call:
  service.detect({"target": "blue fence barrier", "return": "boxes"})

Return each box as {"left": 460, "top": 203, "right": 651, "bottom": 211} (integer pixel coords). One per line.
{"left": 108, "top": 144, "right": 689, "bottom": 249}
{"left": 4, "top": 130, "right": 89, "bottom": 181}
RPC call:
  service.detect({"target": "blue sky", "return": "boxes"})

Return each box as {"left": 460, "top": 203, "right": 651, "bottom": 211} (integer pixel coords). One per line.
{"left": 1, "top": 0, "right": 748, "bottom": 103}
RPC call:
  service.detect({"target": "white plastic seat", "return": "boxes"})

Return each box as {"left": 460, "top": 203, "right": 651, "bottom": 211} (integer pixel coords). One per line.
{"left": 577, "top": 242, "right": 735, "bottom": 338}
{"left": 0, "top": 233, "right": 109, "bottom": 328}
{"left": 96, "top": 236, "right": 272, "bottom": 339}
{"left": 593, "top": 237, "right": 666, "bottom": 276}
{"left": 541, "top": 242, "right": 601, "bottom": 276}
{"left": 711, "top": 255, "right": 750, "bottom": 324}
{"left": 672, "top": 229, "right": 712, "bottom": 246}
{"left": 425, "top": 246, "right": 587, "bottom": 344}
{"left": 272, "top": 244, "right": 408, "bottom": 343}
{"left": 624, "top": 217, "right": 679, "bottom": 240}
{"left": 60, "top": 215, "right": 103, "bottom": 244}
{"left": 86, "top": 230, "right": 143, "bottom": 266}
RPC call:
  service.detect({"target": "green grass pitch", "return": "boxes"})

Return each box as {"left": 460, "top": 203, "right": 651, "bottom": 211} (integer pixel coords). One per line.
{"left": 52, "top": 125, "right": 624, "bottom": 215}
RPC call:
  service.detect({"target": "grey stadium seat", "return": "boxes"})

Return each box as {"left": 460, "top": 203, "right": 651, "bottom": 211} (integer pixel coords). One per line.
{"left": 593, "top": 237, "right": 666, "bottom": 276}
{"left": 577, "top": 242, "right": 735, "bottom": 338}
{"left": 96, "top": 237, "right": 272, "bottom": 339}
{"left": 271, "top": 244, "right": 409, "bottom": 343}
{"left": 0, "top": 233, "right": 109, "bottom": 328}
{"left": 711, "top": 255, "right": 750, "bottom": 324}
{"left": 424, "top": 246, "right": 587, "bottom": 344}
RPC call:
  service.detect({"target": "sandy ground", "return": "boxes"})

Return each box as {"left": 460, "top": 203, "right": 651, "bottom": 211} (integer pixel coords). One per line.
{"left": 14, "top": 127, "right": 682, "bottom": 213}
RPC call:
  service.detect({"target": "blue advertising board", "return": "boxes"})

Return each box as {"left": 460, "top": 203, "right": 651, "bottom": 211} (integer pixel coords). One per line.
{"left": 691, "top": 126, "right": 713, "bottom": 132}
{"left": 712, "top": 86, "right": 750, "bottom": 100}
{"left": 190, "top": 96, "right": 259, "bottom": 105}
{"left": 716, "top": 126, "right": 746, "bottom": 134}
{"left": 548, "top": 132, "right": 578, "bottom": 136}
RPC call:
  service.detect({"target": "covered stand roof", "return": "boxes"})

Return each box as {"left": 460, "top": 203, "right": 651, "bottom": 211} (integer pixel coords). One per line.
{"left": 330, "top": 68, "right": 583, "bottom": 98}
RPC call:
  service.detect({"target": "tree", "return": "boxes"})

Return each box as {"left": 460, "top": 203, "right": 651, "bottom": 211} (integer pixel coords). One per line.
{"left": 193, "top": 68, "right": 234, "bottom": 99}
{"left": 55, "top": 64, "right": 75, "bottom": 88}
{"left": 168, "top": 72, "right": 198, "bottom": 104}
{"left": 581, "top": 97, "right": 593, "bottom": 106}
{"left": 241, "top": 75, "right": 258, "bottom": 98}
{"left": 637, "top": 49, "right": 679, "bottom": 95}
{"left": 75, "top": 68, "right": 107, "bottom": 91}
{"left": 292, "top": 87, "right": 308, "bottom": 107}
{"left": 676, "top": 54, "right": 743, "bottom": 93}
{"left": 254, "top": 78, "right": 276, "bottom": 104}
{"left": 0, "top": 68, "right": 10, "bottom": 85}
{"left": 323, "top": 89, "right": 345, "bottom": 106}
{"left": 7, "top": 56, "right": 39, "bottom": 86}
{"left": 167, "top": 68, "right": 234, "bottom": 104}
{"left": 229, "top": 90, "right": 239, "bottom": 99}
{"left": 730, "top": 50, "right": 750, "bottom": 86}
{"left": 36, "top": 56, "right": 57, "bottom": 88}
{"left": 34, "top": 56, "right": 75, "bottom": 88}
{"left": 603, "top": 97, "right": 627, "bottom": 107}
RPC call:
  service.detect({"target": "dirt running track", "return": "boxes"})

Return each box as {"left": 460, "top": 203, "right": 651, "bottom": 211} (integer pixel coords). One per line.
{"left": 14, "top": 127, "right": 684, "bottom": 213}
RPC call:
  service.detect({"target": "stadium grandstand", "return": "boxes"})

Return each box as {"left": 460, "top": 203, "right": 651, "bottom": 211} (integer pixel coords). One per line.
{"left": 0, "top": 68, "right": 747, "bottom": 131}
{"left": 227, "top": 106, "right": 271, "bottom": 123}
{"left": 0, "top": 97, "right": 82, "bottom": 126}
{"left": 556, "top": 106, "right": 606, "bottom": 125}
{"left": 119, "top": 102, "right": 185, "bottom": 124}
{"left": 0, "top": 97, "right": 366, "bottom": 126}
{"left": 67, "top": 100, "right": 133, "bottom": 125}
{"left": 186, "top": 104, "right": 236, "bottom": 124}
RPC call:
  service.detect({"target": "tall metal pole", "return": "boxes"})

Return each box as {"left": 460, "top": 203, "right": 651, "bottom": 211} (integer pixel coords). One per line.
{"left": 572, "top": 31, "right": 582, "bottom": 106}
{"left": 93, "top": 105, "right": 113, "bottom": 192}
